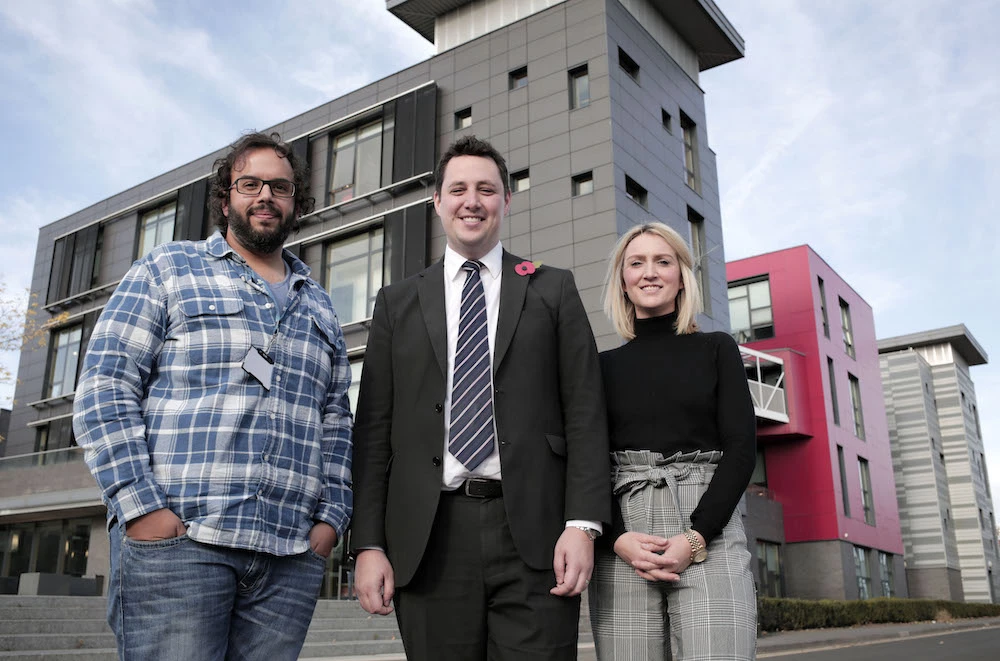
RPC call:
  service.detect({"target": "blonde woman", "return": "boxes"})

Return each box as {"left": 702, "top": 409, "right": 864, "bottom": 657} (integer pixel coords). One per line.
{"left": 588, "top": 222, "right": 757, "bottom": 660}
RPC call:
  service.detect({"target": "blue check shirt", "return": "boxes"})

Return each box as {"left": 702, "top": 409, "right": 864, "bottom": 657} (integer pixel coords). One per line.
{"left": 73, "top": 231, "right": 353, "bottom": 556}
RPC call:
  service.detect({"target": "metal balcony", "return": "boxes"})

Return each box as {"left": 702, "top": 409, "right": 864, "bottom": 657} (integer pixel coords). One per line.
{"left": 741, "top": 346, "right": 788, "bottom": 423}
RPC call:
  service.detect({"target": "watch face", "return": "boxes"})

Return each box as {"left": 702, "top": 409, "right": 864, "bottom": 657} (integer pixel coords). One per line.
{"left": 692, "top": 548, "right": 708, "bottom": 563}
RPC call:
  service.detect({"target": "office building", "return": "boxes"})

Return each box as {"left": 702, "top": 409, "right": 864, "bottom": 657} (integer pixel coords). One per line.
{"left": 728, "top": 245, "right": 907, "bottom": 600}
{"left": 879, "top": 326, "right": 998, "bottom": 603}
{"left": 0, "top": 0, "right": 745, "bottom": 596}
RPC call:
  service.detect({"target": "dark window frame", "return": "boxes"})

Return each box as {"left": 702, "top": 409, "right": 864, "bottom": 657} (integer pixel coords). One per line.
{"left": 624, "top": 174, "right": 647, "bottom": 209}
{"left": 508, "top": 66, "right": 528, "bottom": 90}
{"left": 617, "top": 47, "right": 639, "bottom": 83}
{"left": 568, "top": 64, "right": 590, "bottom": 109}
{"left": 454, "top": 107, "right": 472, "bottom": 130}
{"left": 571, "top": 171, "right": 593, "bottom": 197}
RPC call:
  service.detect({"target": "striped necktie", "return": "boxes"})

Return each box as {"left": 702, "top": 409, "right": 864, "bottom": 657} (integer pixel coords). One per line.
{"left": 449, "top": 260, "right": 496, "bottom": 470}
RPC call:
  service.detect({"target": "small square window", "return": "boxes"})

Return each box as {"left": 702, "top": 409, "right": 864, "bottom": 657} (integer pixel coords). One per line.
{"left": 568, "top": 65, "right": 590, "bottom": 109}
{"left": 509, "top": 66, "right": 528, "bottom": 90}
{"left": 624, "top": 175, "right": 647, "bottom": 209}
{"left": 455, "top": 107, "right": 472, "bottom": 130}
{"left": 661, "top": 108, "right": 672, "bottom": 133}
{"left": 618, "top": 47, "right": 639, "bottom": 83}
{"left": 572, "top": 172, "right": 593, "bottom": 196}
{"left": 511, "top": 169, "right": 530, "bottom": 193}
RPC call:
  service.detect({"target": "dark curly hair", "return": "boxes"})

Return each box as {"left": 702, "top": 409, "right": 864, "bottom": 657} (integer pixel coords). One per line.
{"left": 209, "top": 131, "right": 315, "bottom": 232}
{"left": 434, "top": 134, "right": 510, "bottom": 198}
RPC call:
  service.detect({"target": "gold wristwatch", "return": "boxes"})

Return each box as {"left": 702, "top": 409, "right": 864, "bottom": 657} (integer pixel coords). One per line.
{"left": 683, "top": 529, "right": 707, "bottom": 563}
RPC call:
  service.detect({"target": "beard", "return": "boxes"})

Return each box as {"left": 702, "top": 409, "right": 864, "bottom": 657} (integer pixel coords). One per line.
{"left": 226, "top": 202, "right": 298, "bottom": 255}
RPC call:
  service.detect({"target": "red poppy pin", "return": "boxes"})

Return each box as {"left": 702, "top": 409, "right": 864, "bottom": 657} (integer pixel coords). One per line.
{"left": 515, "top": 260, "right": 541, "bottom": 276}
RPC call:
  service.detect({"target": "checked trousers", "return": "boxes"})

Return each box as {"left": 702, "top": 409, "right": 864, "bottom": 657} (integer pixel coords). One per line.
{"left": 588, "top": 450, "right": 757, "bottom": 661}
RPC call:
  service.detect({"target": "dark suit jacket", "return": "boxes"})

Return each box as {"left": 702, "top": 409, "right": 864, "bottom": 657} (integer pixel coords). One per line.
{"left": 350, "top": 250, "right": 611, "bottom": 587}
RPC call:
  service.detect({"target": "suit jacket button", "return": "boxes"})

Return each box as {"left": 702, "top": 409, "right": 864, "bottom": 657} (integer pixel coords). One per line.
{"left": 432, "top": 456, "right": 442, "bottom": 467}
{"left": 434, "top": 403, "right": 443, "bottom": 413}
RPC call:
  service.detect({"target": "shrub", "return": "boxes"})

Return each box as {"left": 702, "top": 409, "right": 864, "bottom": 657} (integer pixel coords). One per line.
{"left": 758, "top": 597, "right": 1000, "bottom": 632}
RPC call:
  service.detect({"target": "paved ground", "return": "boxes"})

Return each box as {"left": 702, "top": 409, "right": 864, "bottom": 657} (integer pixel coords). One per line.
{"left": 308, "top": 616, "right": 1000, "bottom": 660}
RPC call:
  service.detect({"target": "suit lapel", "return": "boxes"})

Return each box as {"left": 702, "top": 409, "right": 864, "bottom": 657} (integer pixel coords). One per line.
{"left": 494, "top": 251, "right": 528, "bottom": 371}
{"left": 417, "top": 261, "right": 448, "bottom": 378}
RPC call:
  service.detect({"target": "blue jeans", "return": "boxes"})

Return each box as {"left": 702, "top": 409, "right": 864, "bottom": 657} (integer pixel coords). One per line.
{"left": 107, "top": 524, "right": 326, "bottom": 661}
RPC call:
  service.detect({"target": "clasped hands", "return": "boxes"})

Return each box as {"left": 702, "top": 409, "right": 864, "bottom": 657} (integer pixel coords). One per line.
{"left": 613, "top": 531, "right": 698, "bottom": 582}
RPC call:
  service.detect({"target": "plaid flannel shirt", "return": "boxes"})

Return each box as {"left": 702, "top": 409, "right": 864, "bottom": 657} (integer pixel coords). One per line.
{"left": 73, "top": 231, "right": 353, "bottom": 556}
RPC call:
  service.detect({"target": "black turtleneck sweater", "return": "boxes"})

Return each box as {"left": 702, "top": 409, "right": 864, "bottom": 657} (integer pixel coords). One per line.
{"left": 599, "top": 311, "right": 756, "bottom": 544}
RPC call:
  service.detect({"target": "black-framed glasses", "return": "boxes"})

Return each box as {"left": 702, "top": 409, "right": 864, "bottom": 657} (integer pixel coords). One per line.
{"left": 229, "top": 176, "right": 296, "bottom": 198}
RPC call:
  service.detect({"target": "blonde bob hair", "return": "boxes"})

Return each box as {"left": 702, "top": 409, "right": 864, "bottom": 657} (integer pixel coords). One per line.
{"left": 602, "top": 222, "right": 702, "bottom": 340}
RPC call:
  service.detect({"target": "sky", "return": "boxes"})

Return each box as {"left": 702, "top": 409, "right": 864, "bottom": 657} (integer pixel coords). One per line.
{"left": 0, "top": 0, "right": 997, "bottom": 515}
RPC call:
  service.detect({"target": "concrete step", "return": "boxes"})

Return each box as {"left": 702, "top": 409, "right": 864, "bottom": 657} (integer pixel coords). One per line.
{"left": 0, "top": 610, "right": 106, "bottom": 622}
{"left": 299, "top": 640, "right": 406, "bottom": 658}
{"left": 0, "top": 595, "right": 589, "bottom": 659}
{"left": 304, "top": 629, "right": 400, "bottom": 643}
{"left": 0, "top": 622, "right": 109, "bottom": 636}
{"left": 0, "top": 652, "right": 117, "bottom": 660}
{"left": 0, "top": 634, "right": 116, "bottom": 653}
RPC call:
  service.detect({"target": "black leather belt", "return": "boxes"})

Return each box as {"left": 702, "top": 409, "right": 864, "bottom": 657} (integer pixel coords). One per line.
{"left": 447, "top": 478, "right": 503, "bottom": 498}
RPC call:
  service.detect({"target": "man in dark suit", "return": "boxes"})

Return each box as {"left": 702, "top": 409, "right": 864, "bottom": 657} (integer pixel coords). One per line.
{"left": 351, "top": 135, "right": 610, "bottom": 660}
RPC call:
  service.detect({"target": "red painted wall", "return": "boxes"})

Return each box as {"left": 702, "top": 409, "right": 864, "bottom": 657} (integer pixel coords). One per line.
{"left": 727, "top": 245, "right": 903, "bottom": 554}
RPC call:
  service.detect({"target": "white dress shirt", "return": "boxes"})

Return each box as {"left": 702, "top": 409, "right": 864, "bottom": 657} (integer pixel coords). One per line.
{"left": 440, "top": 243, "right": 601, "bottom": 535}
{"left": 442, "top": 242, "right": 504, "bottom": 488}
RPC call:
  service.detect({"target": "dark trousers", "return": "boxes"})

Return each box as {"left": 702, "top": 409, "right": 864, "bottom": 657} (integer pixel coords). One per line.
{"left": 394, "top": 491, "right": 580, "bottom": 661}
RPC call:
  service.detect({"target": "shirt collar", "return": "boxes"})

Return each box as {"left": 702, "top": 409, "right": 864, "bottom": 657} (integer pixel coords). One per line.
{"left": 444, "top": 242, "right": 504, "bottom": 283}
{"left": 206, "top": 230, "right": 312, "bottom": 278}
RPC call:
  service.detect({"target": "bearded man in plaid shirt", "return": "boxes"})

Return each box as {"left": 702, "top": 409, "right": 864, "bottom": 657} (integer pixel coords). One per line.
{"left": 73, "top": 131, "right": 352, "bottom": 661}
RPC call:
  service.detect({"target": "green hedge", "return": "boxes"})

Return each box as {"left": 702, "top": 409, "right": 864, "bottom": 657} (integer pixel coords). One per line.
{"left": 758, "top": 597, "right": 1000, "bottom": 632}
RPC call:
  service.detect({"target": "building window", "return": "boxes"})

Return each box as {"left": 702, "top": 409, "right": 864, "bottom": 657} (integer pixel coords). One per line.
{"left": 837, "top": 445, "right": 851, "bottom": 516}
{"left": 728, "top": 278, "right": 774, "bottom": 343}
{"left": 661, "top": 108, "right": 673, "bottom": 133}
{"left": 859, "top": 457, "right": 876, "bottom": 525}
{"left": 688, "top": 207, "right": 710, "bottom": 314}
{"left": 750, "top": 448, "right": 767, "bottom": 487}
{"left": 568, "top": 65, "right": 590, "bottom": 109}
{"left": 982, "top": 451, "right": 992, "bottom": 496}
{"left": 347, "top": 357, "right": 364, "bottom": 417}
{"left": 46, "top": 325, "right": 83, "bottom": 398}
{"left": 818, "top": 277, "right": 829, "bottom": 338}
{"left": 854, "top": 546, "right": 872, "bottom": 599}
{"left": 329, "top": 120, "right": 383, "bottom": 205}
{"left": 849, "top": 373, "right": 865, "bottom": 439}
{"left": 617, "top": 47, "right": 639, "bottom": 83}
{"left": 680, "top": 111, "right": 700, "bottom": 192}
{"left": 839, "top": 297, "right": 855, "bottom": 358}
{"left": 509, "top": 66, "right": 528, "bottom": 90}
{"left": 571, "top": 171, "right": 593, "bottom": 197}
{"left": 48, "top": 224, "right": 103, "bottom": 304}
{"left": 510, "top": 169, "right": 530, "bottom": 193}
{"left": 325, "top": 227, "right": 384, "bottom": 326}
{"left": 454, "top": 107, "right": 472, "bottom": 130}
{"left": 756, "top": 541, "right": 783, "bottom": 598}
{"left": 828, "top": 357, "right": 840, "bottom": 425}
{"left": 33, "top": 416, "right": 76, "bottom": 458}
{"left": 624, "top": 175, "right": 647, "bottom": 209}
{"left": 0, "top": 518, "right": 91, "bottom": 580}
{"left": 137, "top": 202, "right": 176, "bottom": 259}
{"left": 878, "top": 552, "right": 895, "bottom": 597}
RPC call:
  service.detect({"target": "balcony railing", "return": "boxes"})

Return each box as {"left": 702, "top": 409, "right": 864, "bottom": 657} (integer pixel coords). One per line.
{"left": 740, "top": 346, "right": 789, "bottom": 424}
{"left": 0, "top": 447, "right": 86, "bottom": 472}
